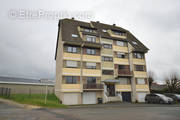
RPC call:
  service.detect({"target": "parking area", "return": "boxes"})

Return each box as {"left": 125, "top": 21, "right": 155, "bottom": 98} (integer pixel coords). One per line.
{"left": 0, "top": 102, "right": 180, "bottom": 120}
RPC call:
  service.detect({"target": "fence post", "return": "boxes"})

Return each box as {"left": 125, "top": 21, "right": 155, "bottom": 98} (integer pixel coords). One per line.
{"left": 29, "top": 88, "right": 31, "bottom": 98}
{"left": 2, "top": 87, "right": 4, "bottom": 96}
{"left": 5, "top": 88, "right": 8, "bottom": 97}
{"left": 0, "top": 87, "right": 2, "bottom": 96}
{"left": 7, "top": 88, "right": 11, "bottom": 98}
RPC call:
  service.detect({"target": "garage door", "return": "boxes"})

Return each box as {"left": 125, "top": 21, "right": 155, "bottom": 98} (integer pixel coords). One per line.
{"left": 137, "top": 92, "right": 147, "bottom": 102}
{"left": 63, "top": 93, "right": 78, "bottom": 105}
{"left": 83, "top": 92, "right": 96, "bottom": 104}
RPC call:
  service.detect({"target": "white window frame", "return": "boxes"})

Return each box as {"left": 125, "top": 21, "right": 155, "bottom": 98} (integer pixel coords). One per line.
{"left": 137, "top": 78, "right": 146, "bottom": 85}
{"left": 66, "top": 60, "right": 78, "bottom": 68}
{"left": 86, "top": 35, "right": 96, "bottom": 43}
{"left": 116, "top": 41, "right": 124, "bottom": 46}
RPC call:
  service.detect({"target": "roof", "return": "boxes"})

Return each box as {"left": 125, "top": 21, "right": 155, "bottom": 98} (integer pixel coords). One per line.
{"left": 0, "top": 76, "right": 54, "bottom": 86}
{"left": 55, "top": 18, "right": 149, "bottom": 60}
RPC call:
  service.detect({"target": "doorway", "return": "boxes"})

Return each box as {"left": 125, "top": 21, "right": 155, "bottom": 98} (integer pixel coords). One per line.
{"left": 106, "top": 84, "right": 115, "bottom": 96}
{"left": 122, "top": 92, "right": 131, "bottom": 102}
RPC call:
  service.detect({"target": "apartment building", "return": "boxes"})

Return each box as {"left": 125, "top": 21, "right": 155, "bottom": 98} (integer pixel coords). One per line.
{"left": 55, "top": 18, "right": 149, "bottom": 105}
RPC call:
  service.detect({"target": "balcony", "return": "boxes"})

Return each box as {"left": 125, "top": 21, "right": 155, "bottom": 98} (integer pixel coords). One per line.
{"left": 118, "top": 69, "right": 132, "bottom": 76}
{"left": 83, "top": 84, "right": 104, "bottom": 90}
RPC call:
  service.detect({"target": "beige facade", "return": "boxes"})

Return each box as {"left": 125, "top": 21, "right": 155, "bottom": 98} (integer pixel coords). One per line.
{"left": 55, "top": 19, "right": 149, "bottom": 105}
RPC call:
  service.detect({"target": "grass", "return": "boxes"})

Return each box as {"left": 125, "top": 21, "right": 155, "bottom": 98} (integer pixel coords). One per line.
{"left": 0, "top": 94, "right": 68, "bottom": 108}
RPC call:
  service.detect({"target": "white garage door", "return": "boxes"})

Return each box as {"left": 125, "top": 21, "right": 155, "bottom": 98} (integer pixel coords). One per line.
{"left": 137, "top": 92, "right": 147, "bottom": 102}
{"left": 83, "top": 92, "right": 96, "bottom": 104}
{"left": 63, "top": 93, "right": 78, "bottom": 105}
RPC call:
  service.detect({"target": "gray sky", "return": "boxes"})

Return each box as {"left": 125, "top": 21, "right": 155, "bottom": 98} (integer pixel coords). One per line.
{"left": 0, "top": 0, "right": 180, "bottom": 83}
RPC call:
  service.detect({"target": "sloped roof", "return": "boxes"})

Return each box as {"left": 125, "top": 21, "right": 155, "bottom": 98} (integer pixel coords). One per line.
{"left": 55, "top": 18, "right": 149, "bottom": 59}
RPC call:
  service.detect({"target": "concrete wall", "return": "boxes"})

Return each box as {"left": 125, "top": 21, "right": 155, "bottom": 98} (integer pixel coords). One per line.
{"left": 0, "top": 83, "right": 54, "bottom": 94}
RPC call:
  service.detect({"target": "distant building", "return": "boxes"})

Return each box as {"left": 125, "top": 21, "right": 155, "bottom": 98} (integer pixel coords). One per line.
{"left": 55, "top": 18, "right": 150, "bottom": 105}
{"left": 0, "top": 76, "right": 54, "bottom": 94}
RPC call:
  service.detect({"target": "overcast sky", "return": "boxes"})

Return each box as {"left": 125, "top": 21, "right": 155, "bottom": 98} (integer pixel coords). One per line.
{"left": 0, "top": 0, "right": 180, "bottom": 83}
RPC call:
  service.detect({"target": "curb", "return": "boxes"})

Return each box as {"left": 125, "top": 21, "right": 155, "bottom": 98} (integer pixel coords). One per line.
{"left": 0, "top": 98, "right": 42, "bottom": 110}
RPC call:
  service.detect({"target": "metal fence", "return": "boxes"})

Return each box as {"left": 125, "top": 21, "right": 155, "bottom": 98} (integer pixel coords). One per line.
{"left": 0, "top": 87, "right": 11, "bottom": 97}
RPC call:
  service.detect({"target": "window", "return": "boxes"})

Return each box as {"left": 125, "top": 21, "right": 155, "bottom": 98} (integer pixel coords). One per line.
{"left": 113, "top": 31, "right": 126, "bottom": 36}
{"left": 86, "top": 77, "right": 96, "bottom": 84}
{"left": 102, "top": 70, "right": 114, "bottom": 75}
{"left": 67, "top": 46, "right": 77, "bottom": 53}
{"left": 135, "top": 65, "right": 145, "bottom": 71}
{"left": 118, "top": 65, "right": 126, "bottom": 69}
{"left": 72, "top": 34, "right": 78, "bottom": 37}
{"left": 133, "top": 53, "right": 144, "bottom": 59}
{"left": 116, "top": 41, "right": 125, "bottom": 46}
{"left": 119, "top": 78, "right": 131, "bottom": 84}
{"left": 86, "top": 48, "right": 96, "bottom": 55}
{"left": 102, "top": 56, "right": 113, "bottom": 62}
{"left": 103, "top": 44, "right": 112, "bottom": 49}
{"left": 66, "top": 61, "right": 77, "bottom": 68}
{"left": 84, "top": 28, "right": 93, "bottom": 32}
{"left": 86, "top": 35, "right": 96, "bottom": 43}
{"left": 132, "top": 41, "right": 138, "bottom": 45}
{"left": 86, "top": 62, "right": 96, "bottom": 69}
{"left": 117, "top": 52, "right": 125, "bottom": 58}
{"left": 137, "top": 78, "right": 146, "bottom": 85}
{"left": 65, "top": 76, "right": 78, "bottom": 84}
{"left": 102, "top": 29, "right": 107, "bottom": 32}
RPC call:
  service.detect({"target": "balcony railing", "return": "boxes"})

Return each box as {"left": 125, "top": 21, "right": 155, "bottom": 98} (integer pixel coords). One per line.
{"left": 118, "top": 69, "right": 132, "bottom": 76}
{"left": 83, "top": 84, "right": 104, "bottom": 89}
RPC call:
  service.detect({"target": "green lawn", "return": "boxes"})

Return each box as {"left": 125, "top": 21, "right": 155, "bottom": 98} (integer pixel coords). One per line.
{"left": 0, "top": 94, "right": 68, "bottom": 108}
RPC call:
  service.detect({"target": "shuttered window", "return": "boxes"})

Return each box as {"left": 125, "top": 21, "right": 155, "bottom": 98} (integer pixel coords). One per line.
{"left": 137, "top": 78, "right": 146, "bottom": 84}
{"left": 86, "top": 62, "right": 96, "bottom": 69}
{"left": 66, "top": 60, "right": 77, "bottom": 68}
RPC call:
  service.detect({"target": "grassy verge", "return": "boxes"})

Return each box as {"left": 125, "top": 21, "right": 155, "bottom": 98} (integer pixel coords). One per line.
{"left": 0, "top": 94, "right": 68, "bottom": 108}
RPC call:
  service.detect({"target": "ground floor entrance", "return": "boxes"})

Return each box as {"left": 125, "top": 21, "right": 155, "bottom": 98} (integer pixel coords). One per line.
{"left": 122, "top": 92, "right": 131, "bottom": 102}
{"left": 106, "top": 83, "right": 115, "bottom": 96}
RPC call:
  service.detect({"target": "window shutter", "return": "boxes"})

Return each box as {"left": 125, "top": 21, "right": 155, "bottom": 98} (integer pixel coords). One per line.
{"left": 66, "top": 61, "right": 77, "bottom": 67}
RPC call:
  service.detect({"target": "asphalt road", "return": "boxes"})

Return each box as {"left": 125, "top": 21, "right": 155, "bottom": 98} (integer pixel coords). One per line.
{"left": 0, "top": 102, "right": 180, "bottom": 120}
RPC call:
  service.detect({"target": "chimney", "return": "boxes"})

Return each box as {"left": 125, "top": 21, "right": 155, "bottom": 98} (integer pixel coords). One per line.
{"left": 113, "top": 23, "right": 116, "bottom": 26}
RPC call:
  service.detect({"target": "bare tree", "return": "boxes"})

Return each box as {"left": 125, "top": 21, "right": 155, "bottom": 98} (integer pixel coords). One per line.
{"left": 148, "top": 70, "right": 155, "bottom": 89}
{"left": 165, "top": 72, "right": 180, "bottom": 93}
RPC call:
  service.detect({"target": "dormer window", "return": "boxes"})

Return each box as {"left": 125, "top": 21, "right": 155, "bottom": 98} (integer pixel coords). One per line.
{"left": 86, "top": 35, "right": 96, "bottom": 43}
{"left": 102, "top": 29, "right": 107, "bottom": 32}
{"left": 72, "top": 34, "right": 78, "bottom": 38}
{"left": 113, "top": 31, "right": 126, "bottom": 36}
{"left": 132, "top": 41, "right": 138, "bottom": 45}
{"left": 84, "top": 28, "right": 93, "bottom": 32}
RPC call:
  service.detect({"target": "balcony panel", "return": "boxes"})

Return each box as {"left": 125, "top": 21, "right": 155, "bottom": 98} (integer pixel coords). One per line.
{"left": 136, "top": 85, "right": 149, "bottom": 91}
{"left": 101, "top": 75, "right": 114, "bottom": 81}
{"left": 82, "top": 69, "right": 101, "bottom": 77}
{"left": 83, "top": 84, "right": 103, "bottom": 90}
{"left": 133, "top": 59, "right": 146, "bottom": 65}
{"left": 82, "top": 55, "right": 101, "bottom": 62}
{"left": 61, "top": 84, "right": 82, "bottom": 92}
{"left": 63, "top": 53, "right": 81, "bottom": 61}
{"left": 62, "top": 68, "right": 81, "bottom": 76}
{"left": 113, "top": 45, "right": 128, "bottom": 53}
{"left": 114, "top": 58, "right": 129, "bottom": 65}
{"left": 134, "top": 71, "right": 147, "bottom": 78}
{"left": 101, "top": 49, "right": 113, "bottom": 55}
{"left": 115, "top": 85, "right": 131, "bottom": 92}
{"left": 118, "top": 69, "right": 132, "bottom": 76}
{"left": 102, "top": 62, "right": 114, "bottom": 69}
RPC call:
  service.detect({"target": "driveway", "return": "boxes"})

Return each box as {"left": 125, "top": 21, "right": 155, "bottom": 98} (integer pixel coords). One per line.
{"left": 0, "top": 101, "right": 180, "bottom": 120}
